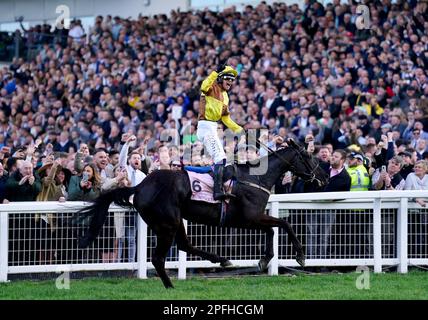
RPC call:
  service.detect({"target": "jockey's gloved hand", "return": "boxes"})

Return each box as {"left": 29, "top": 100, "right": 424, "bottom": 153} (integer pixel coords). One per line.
{"left": 216, "top": 63, "right": 226, "bottom": 74}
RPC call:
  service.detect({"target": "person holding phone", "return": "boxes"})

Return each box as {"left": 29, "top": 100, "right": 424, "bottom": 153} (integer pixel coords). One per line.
{"left": 68, "top": 163, "right": 101, "bottom": 201}
{"left": 372, "top": 156, "right": 406, "bottom": 190}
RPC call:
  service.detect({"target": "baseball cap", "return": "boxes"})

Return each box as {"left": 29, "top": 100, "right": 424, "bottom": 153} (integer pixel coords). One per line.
{"left": 348, "top": 152, "right": 364, "bottom": 161}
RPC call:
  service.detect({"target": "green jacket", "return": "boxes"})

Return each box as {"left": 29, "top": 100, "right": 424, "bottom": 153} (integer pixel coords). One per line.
{"left": 5, "top": 171, "right": 42, "bottom": 201}
{"left": 346, "top": 165, "right": 370, "bottom": 191}
{"left": 68, "top": 175, "right": 101, "bottom": 201}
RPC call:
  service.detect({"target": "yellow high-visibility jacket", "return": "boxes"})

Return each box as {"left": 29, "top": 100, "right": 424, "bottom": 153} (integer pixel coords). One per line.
{"left": 347, "top": 164, "right": 370, "bottom": 191}
{"left": 199, "top": 71, "right": 243, "bottom": 133}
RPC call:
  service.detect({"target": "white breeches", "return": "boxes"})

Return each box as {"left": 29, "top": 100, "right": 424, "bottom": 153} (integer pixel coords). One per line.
{"left": 196, "top": 120, "right": 226, "bottom": 164}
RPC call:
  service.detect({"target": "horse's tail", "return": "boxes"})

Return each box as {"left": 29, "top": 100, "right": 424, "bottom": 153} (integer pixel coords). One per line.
{"left": 76, "top": 186, "right": 137, "bottom": 248}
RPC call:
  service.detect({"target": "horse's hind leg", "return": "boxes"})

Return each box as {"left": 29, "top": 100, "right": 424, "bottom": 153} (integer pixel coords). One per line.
{"left": 175, "top": 221, "right": 232, "bottom": 267}
{"left": 152, "top": 229, "right": 176, "bottom": 289}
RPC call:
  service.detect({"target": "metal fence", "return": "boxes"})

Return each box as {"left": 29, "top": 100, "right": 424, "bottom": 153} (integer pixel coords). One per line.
{"left": 1, "top": 191, "right": 428, "bottom": 282}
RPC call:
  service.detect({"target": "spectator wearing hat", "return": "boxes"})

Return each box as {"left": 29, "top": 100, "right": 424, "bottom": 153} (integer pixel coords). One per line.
{"left": 346, "top": 152, "right": 370, "bottom": 191}
{"left": 36, "top": 158, "right": 67, "bottom": 202}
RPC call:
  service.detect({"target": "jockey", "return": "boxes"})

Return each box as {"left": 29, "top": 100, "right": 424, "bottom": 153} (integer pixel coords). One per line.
{"left": 197, "top": 64, "right": 244, "bottom": 200}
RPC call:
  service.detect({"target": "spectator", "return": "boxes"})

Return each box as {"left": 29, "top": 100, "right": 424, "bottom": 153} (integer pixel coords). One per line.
{"left": 0, "top": 162, "right": 8, "bottom": 203}
{"left": 398, "top": 151, "right": 415, "bottom": 180}
{"left": 324, "top": 149, "right": 351, "bottom": 192}
{"left": 346, "top": 152, "right": 370, "bottom": 191}
{"left": 306, "top": 149, "right": 350, "bottom": 260}
{"left": 35, "top": 159, "right": 67, "bottom": 264}
{"left": 404, "top": 160, "right": 428, "bottom": 207}
{"left": 116, "top": 133, "right": 147, "bottom": 263}
{"left": 5, "top": 160, "right": 41, "bottom": 264}
{"left": 5, "top": 160, "right": 41, "bottom": 201}
{"left": 68, "top": 163, "right": 101, "bottom": 201}
{"left": 372, "top": 156, "right": 406, "bottom": 190}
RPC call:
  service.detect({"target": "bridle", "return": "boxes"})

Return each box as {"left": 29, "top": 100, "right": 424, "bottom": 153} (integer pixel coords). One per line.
{"left": 258, "top": 140, "right": 322, "bottom": 185}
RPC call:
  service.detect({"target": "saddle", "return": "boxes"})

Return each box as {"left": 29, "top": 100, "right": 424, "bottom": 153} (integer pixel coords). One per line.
{"left": 184, "top": 165, "right": 235, "bottom": 204}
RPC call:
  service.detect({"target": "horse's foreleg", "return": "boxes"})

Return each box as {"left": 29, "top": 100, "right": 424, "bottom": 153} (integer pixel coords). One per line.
{"left": 175, "top": 221, "right": 232, "bottom": 267}
{"left": 255, "top": 216, "right": 305, "bottom": 268}
{"left": 258, "top": 227, "right": 274, "bottom": 272}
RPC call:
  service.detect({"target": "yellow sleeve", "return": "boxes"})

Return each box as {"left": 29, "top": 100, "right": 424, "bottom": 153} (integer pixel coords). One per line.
{"left": 201, "top": 71, "right": 219, "bottom": 94}
{"left": 221, "top": 114, "right": 243, "bottom": 133}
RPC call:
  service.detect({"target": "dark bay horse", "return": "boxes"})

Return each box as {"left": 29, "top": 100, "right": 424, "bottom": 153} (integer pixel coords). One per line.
{"left": 78, "top": 140, "right": 329, "bottom": 288}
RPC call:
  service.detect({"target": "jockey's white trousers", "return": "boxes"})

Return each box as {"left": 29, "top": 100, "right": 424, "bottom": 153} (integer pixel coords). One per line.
{"left": 196, "top": 120, "right": 226, "bottom": 164}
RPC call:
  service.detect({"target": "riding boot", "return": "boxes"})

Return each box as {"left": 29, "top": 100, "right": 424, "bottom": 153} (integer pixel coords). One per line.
{"left": 213, "top": 163, "right": 235, "bottom": 200}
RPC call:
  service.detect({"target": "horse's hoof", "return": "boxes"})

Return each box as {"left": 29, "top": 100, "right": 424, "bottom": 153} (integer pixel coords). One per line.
{"left": 258, "top": 259, "right": 269, "bottom": 272}
{"left": 296, "top": 254, "right": 305, "bottom": 268}
{"left": 164, "top": 282, "right": 174, "bottom": 289}
{"left": 221, "top": 260, "right": 232, "bottom": 268}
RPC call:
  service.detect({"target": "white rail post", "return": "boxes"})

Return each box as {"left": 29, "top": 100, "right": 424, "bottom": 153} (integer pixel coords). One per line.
{"left": 137, "top": 213, "right": 147, "bottom": 279}
{"left": 268, "top": 201, "right": 279, "bottom": 276}
{"left": 0, "top": 212, "right": 9, "bottom": 282}
{"left": 178, "top": 220, "right": 187, "bottom": 280}
{"left": 373, "top": 198, "right": 382, "bottom": 273}
{"left": 397, "top": 197, "right": 408, "bottom": 273}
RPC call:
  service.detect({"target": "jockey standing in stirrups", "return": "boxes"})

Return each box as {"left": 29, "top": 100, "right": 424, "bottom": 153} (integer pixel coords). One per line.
{"left": 197, "top": 63, "right": 244, "bottom": 200}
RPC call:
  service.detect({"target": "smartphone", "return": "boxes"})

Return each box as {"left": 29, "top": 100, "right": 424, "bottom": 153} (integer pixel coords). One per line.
{"left": 381, "top": 165, "right": 386, "bottom": 172}
{"left": 82, "top": 172, "right": 89, "bottom": 183}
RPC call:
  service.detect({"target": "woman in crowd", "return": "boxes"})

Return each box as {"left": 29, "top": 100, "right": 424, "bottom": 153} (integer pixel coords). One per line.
{"left": 68, "top": 163, "right": 101, "bottom": 201}
{"left": 35, "top": 159, "right": 68, "bottom": 264}
{"left": 404, "top": 160, "right": 428, "bottom": 207}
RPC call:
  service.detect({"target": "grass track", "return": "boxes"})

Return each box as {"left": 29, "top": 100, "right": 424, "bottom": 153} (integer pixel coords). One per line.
{"left": 1, "top": 271, "right": 428, "bottom": 300}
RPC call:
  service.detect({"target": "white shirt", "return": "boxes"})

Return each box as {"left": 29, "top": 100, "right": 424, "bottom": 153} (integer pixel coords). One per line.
{"left": 119, "top": 142, "right": 146, "bottom": 187}
{"left": 404, "top": 173, "right": 428, "bottom": 190}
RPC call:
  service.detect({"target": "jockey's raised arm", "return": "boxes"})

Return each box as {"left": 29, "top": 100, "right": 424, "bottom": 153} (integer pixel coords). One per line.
{"left": 197, "top": 64, "right": 243, "bottom": 200}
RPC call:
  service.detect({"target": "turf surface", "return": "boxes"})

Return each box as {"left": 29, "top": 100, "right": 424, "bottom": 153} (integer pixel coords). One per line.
{"left": 1, "top": 270, "right": 427, "bottom": 300}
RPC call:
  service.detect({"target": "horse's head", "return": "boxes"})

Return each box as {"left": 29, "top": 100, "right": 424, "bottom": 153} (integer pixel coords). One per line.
{"left": 283, "top": 139, "right": 329, "bottom": 188}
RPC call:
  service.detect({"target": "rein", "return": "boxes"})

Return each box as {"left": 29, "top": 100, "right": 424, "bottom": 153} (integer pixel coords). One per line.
{"left": 235, "top": 140, "right": 322, "bottom": 195}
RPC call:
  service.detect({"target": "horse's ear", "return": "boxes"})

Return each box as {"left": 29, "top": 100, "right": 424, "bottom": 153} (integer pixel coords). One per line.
{"left": 287, "top": 138, "right": 298, "bottom": 149}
